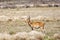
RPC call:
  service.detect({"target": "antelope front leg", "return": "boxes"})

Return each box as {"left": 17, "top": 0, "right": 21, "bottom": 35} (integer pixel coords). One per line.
{"left": 30, "top": 27, "right": 34, "bottom": 30}
{"left": 31, "top": 27, "right": 36, "bottom": 30}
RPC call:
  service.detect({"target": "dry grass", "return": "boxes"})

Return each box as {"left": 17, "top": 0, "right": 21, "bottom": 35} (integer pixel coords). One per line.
{"left": 0, "top": 7, "right": 60, "bottom": 38}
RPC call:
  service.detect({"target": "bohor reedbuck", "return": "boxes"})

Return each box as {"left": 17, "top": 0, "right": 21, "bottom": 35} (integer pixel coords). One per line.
{"left": 26, "top": 16, "right": 45, "bottom": 30}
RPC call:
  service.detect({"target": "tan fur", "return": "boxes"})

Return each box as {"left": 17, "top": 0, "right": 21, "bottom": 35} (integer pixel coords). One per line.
{"left": 26, "top": 16, "right": 45, "bottom": 30}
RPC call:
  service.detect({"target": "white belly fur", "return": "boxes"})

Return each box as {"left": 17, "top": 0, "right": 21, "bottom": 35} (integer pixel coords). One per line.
{"left": 32, "top": 25, "right": 40, "bottom": 29}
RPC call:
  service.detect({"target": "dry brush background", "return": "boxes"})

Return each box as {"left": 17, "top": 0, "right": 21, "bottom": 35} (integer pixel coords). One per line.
{"left": 0, "top": 7, "right": 60, "bottom": 40}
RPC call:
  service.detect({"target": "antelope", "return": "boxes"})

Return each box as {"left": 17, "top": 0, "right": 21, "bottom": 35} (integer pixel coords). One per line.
{"left": 26, "top": 16, "right": 45, "bottom": 30}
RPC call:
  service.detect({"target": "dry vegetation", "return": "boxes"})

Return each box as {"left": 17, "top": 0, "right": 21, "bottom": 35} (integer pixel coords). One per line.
{"left": 0, "top": 7, "right": 60, "bottom": 40}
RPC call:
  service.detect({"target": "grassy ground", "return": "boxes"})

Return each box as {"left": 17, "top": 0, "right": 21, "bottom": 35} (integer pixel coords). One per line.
{"left": 0, "top": 7, "right": 60, "bottom": 36}
{"left": 0, "top": 7, "right": 60, "bottom": 17}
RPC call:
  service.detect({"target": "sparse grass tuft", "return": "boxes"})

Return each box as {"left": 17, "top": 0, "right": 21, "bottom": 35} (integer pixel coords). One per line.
{"left": 44, "top": 35, "right": 54, "bottom": 40}
{"left": 9, "top": 30, "right": 16, "bottom": 35}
